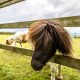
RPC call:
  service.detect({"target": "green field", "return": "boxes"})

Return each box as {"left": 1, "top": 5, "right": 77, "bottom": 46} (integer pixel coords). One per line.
{"left": 0, "top": 34, "right": 80, "bottom": 80}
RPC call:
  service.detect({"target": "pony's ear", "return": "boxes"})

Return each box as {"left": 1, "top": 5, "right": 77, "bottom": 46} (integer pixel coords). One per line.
{"left": 44, "top": 23, "right": 54, "bottom": 33}
{"left": 45, "top": 23, "right": 49, "bottom": 29}
{"left": 39, "top": 23, "right": 49, "bottom": 29}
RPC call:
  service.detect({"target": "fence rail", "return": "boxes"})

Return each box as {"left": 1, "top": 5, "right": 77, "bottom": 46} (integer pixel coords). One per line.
{"left": 0, "top": 0, "right": 24, "bottom": 8}
{"left": 0, "top": 43, "right": 80, "bottom": 70}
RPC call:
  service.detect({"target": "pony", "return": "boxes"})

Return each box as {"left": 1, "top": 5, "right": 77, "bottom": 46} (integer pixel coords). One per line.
{"left": 6, "top": 31, "right": 29, "bottom": 47}
{"left": 28, "top": 20, "right": 72, "bottom": 71}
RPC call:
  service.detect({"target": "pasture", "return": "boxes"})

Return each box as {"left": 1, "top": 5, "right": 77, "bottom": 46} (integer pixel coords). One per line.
{"left": 0, "top": 34, "right": 80, "bottom": 80}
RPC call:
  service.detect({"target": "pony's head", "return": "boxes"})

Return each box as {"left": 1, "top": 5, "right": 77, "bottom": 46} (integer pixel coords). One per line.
{"left": 29, "top": 20, "right": 72, "bottom": 71}
{"left": 6, "top": 38, "right": 14, "bottom": 45}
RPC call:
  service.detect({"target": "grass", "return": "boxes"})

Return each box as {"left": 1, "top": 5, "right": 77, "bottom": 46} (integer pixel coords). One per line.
{"left": 0, "top": 34, "right": 80, "bottom": 80}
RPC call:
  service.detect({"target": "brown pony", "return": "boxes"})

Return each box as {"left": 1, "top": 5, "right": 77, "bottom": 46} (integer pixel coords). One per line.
{"left": 28, "top": 20, "right": 72, "bottom": 71}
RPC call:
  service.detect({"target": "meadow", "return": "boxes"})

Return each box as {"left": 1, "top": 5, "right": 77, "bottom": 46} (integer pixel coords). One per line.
{"left": 0, "top": 34, "right": 80, "bottom": 80}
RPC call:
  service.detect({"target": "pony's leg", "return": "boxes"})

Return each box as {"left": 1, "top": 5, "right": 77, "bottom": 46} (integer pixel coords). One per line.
{"left": 49, "top": 62, "right": 57, "bottom": 80}
{"left": 12, "top": 41, "right": 16, "bottom": 46}
{"left": 20, "top": 43, "right": 22, "bottom": 47}
{"left": 57, "top": 64, "right": 63, "bottom": 80}
{"left": 14, "top": 42, "right": 16, "bottom": 46}
{"left": 12, "top": 39, "right": 16, "bottom": 46}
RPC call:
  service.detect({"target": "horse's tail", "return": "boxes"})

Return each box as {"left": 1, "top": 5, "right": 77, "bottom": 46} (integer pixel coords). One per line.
{"left": 51, "top": 23, "right": 72, "bottom": 56}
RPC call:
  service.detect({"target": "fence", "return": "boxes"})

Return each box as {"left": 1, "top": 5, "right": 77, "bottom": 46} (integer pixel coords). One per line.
{"left": 72, "top": 33, "right": 80, "bottom": 38}
{"left": 0, "top": 43, "right": 80, "bottom": 80}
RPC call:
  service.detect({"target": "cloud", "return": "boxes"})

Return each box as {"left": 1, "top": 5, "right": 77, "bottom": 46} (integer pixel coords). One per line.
{"left": 0, "top": 0, "right": 80, "bottom": 24}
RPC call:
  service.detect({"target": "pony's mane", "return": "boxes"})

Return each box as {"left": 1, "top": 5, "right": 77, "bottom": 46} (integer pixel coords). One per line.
{"left": 29, "top": 20, "right": 72, "bottom": 55}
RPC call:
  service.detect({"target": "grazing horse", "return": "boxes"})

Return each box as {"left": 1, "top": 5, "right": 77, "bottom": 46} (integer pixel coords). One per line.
{"left": 6, "top": 31, "right": 29, "bottom": 47}
{"left": 28, "top": 20, "right": 72, "bottom": 71}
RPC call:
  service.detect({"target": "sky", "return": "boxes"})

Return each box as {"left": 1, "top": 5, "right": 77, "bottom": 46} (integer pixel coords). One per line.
{"left": 0, "top": 0, "right": 80, "bottom": 24}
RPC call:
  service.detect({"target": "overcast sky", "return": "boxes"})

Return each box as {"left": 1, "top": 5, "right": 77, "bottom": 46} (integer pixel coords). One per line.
{"left": 0, "top": 0, "right": 80, "bottom": 24}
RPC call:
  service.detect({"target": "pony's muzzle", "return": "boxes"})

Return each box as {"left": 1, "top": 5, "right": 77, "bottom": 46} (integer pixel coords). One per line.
{"left": 6, "top": 40, "right": 10, "bottom": 45}
{"left": 31, "top": 59, "right": 43, "bottom": 71}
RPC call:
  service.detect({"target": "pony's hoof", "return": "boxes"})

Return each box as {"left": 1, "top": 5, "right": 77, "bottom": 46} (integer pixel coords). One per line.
{"left": 56, "top": 76, "right": 63, "bottom": 80}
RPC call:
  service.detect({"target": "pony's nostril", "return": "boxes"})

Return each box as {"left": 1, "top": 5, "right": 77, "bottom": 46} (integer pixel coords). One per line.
{"left": 32, "top": 64, "right": 39, "bottom": 70}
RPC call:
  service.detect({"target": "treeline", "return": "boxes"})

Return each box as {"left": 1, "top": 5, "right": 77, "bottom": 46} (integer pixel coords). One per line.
{"left": 0, "top": 21, "right": 32, "bottom": 28}
{"left": 59, "top": 16, "right": 80, "bottom": 27}
{"left": 0, "top": 16, "right": 80, "bottom": 28}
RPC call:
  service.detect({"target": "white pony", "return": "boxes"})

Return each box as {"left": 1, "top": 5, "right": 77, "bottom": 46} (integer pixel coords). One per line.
{"left": 6, "top": 31, "right": 29, "bottom": 47}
